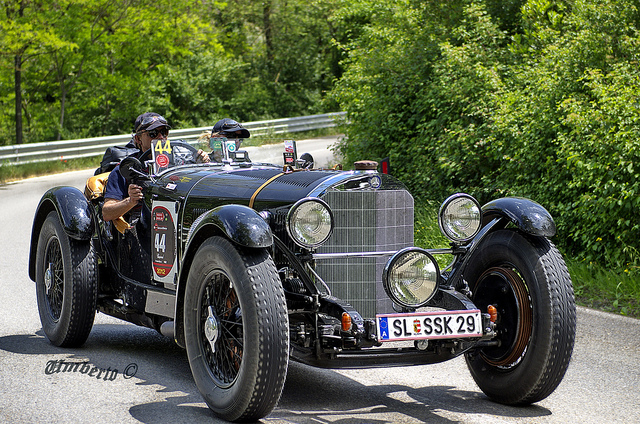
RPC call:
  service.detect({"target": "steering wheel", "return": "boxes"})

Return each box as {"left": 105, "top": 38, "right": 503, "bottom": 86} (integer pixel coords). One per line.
{"left": 169, "top": 140, "right": 199, "bottom": 154}
{"left": 137, "top": 141, "right": 202, "bottom": 170}
{"left": 169, "top": 140, "right": 201, "bottom": 165}
{"left": 138, "top": 148, "right": 152, "bottom": 163}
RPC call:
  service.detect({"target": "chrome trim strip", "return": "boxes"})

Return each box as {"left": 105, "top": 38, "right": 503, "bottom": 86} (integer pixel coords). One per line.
{"left": 311, "top": 248, "right": 453, "bottom": 260}
{"left": 306, "top": 171, "right": 363, "bottom": 198}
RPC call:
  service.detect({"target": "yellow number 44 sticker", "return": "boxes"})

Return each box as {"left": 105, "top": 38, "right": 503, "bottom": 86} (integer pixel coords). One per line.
{"left": 155, "top": 139, "right": 172, "bottom": 154}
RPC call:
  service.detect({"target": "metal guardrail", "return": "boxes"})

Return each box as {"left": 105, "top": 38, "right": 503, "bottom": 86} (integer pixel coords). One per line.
{"left": 0, "top": 112, "right": 346, "bottom": 166}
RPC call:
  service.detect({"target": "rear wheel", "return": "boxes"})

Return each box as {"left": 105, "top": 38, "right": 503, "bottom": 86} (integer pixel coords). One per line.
{"left": 35, "top": 212, "right": 97, "bottom": 347}
{"left": 184, "top": 236, "right": 289, "bottom": 422}
{"left": 463, "top": 229, "right": 576, "bottom": 404}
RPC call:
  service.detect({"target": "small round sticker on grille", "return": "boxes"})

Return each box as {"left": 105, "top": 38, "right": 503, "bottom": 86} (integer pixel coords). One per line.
{"left": 370, "top": 175, "right": 382, "bottom": 189}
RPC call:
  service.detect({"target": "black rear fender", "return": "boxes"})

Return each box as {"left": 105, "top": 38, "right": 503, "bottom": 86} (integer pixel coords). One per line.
{"left": 28, "top": 187, "right": 94, "bottom": 281}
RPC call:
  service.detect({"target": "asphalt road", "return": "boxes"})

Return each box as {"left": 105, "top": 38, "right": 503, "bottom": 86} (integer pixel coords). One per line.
{"left": 1, "top": 137, "right": 639, "bottom": 423}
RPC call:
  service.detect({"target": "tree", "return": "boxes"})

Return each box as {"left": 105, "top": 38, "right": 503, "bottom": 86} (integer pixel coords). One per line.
{"left": 0, "top": 0, "right": 74, "bottom": 143}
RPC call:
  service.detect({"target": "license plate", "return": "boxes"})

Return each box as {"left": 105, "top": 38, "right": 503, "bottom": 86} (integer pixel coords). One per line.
{"left": 376, "top": 310, "right": 482, "bottom": 342}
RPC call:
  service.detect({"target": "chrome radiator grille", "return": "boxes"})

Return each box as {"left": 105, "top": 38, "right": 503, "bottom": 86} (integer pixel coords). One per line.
{"left": 316, "top": 189, "right": 414, "bottom": 318}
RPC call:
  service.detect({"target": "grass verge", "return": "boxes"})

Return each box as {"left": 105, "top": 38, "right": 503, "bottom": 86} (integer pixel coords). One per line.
{"left": 0, "top": 156, "right": 101, "bottom": 184}
{"left": 567, "top": 260, "right": 640, "bottom": 318}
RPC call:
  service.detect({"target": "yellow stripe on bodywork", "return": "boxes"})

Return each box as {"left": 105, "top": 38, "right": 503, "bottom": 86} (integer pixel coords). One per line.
{"left": 249, "top": 172, "right": 286, "bottom": 208}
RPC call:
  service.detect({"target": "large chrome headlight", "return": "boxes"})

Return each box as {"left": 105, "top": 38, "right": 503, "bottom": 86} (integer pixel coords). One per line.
{"left": 383, "top": 248, "right": 440, "bottom": 308}
{"left": 439, "top": 193, "right": 482, "bottom": 242}
{"left": 286, "top": 198, "right": 334, "bottom": 248}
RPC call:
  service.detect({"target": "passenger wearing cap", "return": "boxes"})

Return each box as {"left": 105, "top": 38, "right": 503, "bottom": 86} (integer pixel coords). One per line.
{"left": 213, "top": 118, "right": 251, "bottom": 138}
{"left": 208, "top": 118, "right": 251, "bottom": 162}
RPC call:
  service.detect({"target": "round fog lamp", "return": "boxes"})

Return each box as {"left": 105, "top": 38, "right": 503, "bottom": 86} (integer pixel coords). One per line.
{"left": 383, "top": 248, "right": 440, "bottom": 308}
{"left": 287, "top": 198, "right": 333, "bottom": 248}
{"left": 439, "top": 193, "right": 481, "bottom": 242}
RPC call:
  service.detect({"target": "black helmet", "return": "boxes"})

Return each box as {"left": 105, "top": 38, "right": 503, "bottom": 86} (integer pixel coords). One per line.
{"left": 212, "top": 118, "right": 250, "bottom": 138}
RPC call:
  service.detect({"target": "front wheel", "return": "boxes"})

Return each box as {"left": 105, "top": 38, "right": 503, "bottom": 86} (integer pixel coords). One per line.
{"left": 463, "top": 229, "right": 576, "bottom": 405}
{"left": 184, "top": 236, "right": 289, "bottom": 422}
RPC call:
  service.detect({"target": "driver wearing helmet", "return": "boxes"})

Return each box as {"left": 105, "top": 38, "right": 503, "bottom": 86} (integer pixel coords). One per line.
{"left": 102, "top": 112, "right": 170, "bottom": 222}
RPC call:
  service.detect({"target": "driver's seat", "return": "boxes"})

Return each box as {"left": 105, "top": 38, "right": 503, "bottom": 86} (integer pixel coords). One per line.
{"left": 84, "top": 172, "right": 131, "bottom": 234}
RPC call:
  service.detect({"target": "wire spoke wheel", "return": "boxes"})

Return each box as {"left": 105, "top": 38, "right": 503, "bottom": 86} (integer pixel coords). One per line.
{"left": 43, "top": 237, "right": 65, "bottom": 321}
{"left": 184, "top": 236, "right": 289, "bottom": 422}
{"left": 35, "top": 211, "right": 97, "bottom": 347}
{"left": 200, "top": 272, "right": 243, "bottom": 388}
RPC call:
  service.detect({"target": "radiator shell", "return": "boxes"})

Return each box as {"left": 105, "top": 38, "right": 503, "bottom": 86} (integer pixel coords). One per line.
{"left": 316, "top": 189, "right": 414, "bottom": 318}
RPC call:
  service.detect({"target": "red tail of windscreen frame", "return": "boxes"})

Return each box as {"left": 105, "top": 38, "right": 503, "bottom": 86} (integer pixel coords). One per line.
{"left": 380, "top": 157, "right": 390, "bottom": 174}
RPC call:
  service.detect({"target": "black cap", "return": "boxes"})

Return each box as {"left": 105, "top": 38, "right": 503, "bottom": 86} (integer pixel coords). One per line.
{"left": 212, "top": 118, "right": 250, "bottom": 138}
{"left": 134, "top": 112, "right": 170, "bottom": 133}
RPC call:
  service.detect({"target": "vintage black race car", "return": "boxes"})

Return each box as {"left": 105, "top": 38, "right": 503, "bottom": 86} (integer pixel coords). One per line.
{"left": 28, "top": 137, "right": 576, "bottom": 422}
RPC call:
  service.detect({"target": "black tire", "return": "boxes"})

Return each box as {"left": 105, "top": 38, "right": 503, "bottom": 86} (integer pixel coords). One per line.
{"left": 463, "top": 229, "right": 576, "bottom": 405}
{"left": 35, "top": 211, "right": 97, "bottom": 347}
{"left": 184, "top": 236, "right": 289, "bottom": 422}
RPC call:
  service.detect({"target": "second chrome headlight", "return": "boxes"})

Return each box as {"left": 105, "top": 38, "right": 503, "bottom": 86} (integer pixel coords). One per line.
{"left": 286, "top": 198, "right": 334, "bottom": 248}
{"left": 383, "top": 248, "right": 440, "bottom": 308}
{"left": 438, "top": 193, "right": 482, "bottom": 242}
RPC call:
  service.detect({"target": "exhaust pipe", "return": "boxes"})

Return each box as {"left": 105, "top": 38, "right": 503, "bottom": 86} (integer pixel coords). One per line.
{"left": 160, "top": 320, "right": 174, "bottom": 339}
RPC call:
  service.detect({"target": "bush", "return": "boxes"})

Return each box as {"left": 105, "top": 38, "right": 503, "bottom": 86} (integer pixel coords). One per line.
{"left": 331, "top": 0, "right": 640, "bottom": 270}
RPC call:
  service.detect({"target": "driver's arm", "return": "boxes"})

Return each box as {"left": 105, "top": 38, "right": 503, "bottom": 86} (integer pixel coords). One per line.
{"left": 102, "top": 184, "right": 143, "bottom": 222}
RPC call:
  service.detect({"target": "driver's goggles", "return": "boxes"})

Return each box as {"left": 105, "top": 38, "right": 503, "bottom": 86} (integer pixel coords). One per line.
{"left": 143, "top": 127, "right": 169, "bottom": 139}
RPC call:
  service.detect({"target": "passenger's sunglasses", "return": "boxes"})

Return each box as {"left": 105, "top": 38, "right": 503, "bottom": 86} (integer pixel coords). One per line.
{"left": 141, "top": 127, "right": 169, "bottom": 139}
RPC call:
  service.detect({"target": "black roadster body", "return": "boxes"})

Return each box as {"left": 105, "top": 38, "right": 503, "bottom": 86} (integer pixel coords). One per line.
{"left": 28, "top": 138, "right": 576, "bottom": 422}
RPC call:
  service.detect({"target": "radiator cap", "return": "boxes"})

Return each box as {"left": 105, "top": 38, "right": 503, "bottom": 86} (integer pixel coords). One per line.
{"left": 354, "top": 160, "right": 378, "bottom": 170}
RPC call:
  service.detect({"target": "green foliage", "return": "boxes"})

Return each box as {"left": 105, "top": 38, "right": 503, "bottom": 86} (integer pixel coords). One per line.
{"left": 0, "top": 155, "right": 100, "bottom": 183}
{"left": 413, "top": 200, "right": 453, "bottom": 270}
{"left": 567, "top": 259, "right": 640, "bottom": 318}
{"left": 331, "top": 0, "right": 640, "bottom": 272}
{"left": 0, "top": 0, "right": 342, "bottom": 145}
{"left": 331, "top": 1, "right": 509, "bottom": 203}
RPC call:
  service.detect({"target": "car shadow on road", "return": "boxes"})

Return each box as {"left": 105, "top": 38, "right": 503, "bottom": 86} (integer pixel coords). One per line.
{"left": 272, "top": 362, "right": 552, "bottom": 424}
{"left": 1, "top": 324, "right": 552, "bottom": 424}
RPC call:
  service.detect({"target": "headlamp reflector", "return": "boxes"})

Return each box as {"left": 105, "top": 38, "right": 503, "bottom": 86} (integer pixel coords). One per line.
{"left": 383, "top": 248, "right": 440, "bottom": 308}
{"left": 286, "top": 198, "right": 333, "bottom": 248}
{"left": 439, "top": 193, "right": 482, "bottom": 242}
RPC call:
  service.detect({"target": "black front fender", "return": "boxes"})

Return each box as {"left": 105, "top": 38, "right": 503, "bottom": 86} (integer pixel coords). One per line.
{"left": 174, "top": 204, "right": 273, "bottom": 348}
{"left": 184, "top": 204, "right": 273, "bottom": 254}
{"left": 482, "top": 197, "right": 556, "bottom": 237}
{"left": 28, "top": 186, "right": 94, "bottom": 281}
